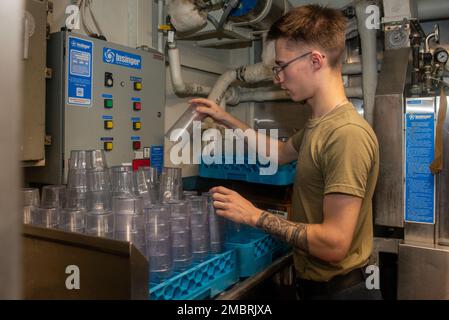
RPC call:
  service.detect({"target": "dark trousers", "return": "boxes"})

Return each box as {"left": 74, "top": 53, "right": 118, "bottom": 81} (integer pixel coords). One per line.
{"left": 295, "top": 267, "right": 383, "bottom": 300}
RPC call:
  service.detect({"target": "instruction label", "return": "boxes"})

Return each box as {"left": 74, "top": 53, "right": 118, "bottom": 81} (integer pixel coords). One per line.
{"left": 67, "top": 36, "right": 93, "bottom": 107}
{"left": 405, "top": 112, "right": 435, "bottom": 224}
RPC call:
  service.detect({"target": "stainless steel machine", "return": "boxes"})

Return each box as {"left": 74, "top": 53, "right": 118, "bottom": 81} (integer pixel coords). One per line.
{"left": 374, "top": 1, "right": 449, "bottom": 299}
{"left": 25, "top": 31, "right": 166, "bottom": 185}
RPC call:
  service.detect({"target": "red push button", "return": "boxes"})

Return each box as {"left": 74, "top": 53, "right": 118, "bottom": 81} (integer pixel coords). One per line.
{"left": 133, "top": 141, "right": 141, "bottom": 150}
{"left": 133, "top": 102, "right": 141, "bottom": 111}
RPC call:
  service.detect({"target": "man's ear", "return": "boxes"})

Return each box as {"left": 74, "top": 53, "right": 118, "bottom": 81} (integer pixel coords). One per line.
{"left": 310, "top": 51, "right": 324, "bottom": 71}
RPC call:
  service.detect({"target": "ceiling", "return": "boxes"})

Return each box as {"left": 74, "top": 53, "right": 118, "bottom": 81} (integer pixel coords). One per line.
{"left": 288, "top": 0, "right": 354, "bottom": 9}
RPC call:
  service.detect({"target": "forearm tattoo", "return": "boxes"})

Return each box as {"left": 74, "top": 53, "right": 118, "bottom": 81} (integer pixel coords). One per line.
{"left": 256, "top": 211, "right": 309, "bottom": 254}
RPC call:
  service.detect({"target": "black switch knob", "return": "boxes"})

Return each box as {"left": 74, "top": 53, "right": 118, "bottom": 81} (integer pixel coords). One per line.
{"left": 105, "top": 72, "right": 114, "bottom": 87}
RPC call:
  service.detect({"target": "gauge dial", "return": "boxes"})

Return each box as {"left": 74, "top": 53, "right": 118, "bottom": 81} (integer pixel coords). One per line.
{"left": 434, "top": 48, "right": 449, "bottom": 64}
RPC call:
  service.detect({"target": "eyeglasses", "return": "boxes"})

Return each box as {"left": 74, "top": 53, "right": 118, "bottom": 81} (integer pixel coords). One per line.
{"left": 272, "top": 51, "right": 313, "bottom": 80}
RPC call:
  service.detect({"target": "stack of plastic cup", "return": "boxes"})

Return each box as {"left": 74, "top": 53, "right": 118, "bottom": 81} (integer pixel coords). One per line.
{"left": 187, "top": 196, "right": 210, "bottom": 262}
{"left": 22, "top": 188, "right": 40, "bottom": 224}
{"left": 113, "top": 196, "right": 146, "bottom": 254}
{"left": 203, "top": 192, "right": 226, "bottom": 254}
{"left": 159, "top": 167, "right": 182, "bottom": 203}
{"left": 32, "top": 185, "right": 66, "bottom": 228}
{"left": 144, "top": 204, "right": 172, "bottom": 282}
{"left": 169, "top": 200, "right": 192, "bottom": 271}
{"left": 135, "top": 167, "right": 160, "bottom": 208}
{"left": 66, "top": 150, "right": 111, "bottom": 236}
{"left": 110, "top": 165, "right": 136, "bottom": 197}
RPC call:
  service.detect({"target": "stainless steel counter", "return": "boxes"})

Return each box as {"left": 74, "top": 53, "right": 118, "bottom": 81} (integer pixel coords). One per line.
{"left": 216, "top": 253, "right": 295, "bottom": 300}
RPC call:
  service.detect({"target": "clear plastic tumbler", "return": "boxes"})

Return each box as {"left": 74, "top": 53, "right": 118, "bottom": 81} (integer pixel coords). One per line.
{"left": 188, "top": 196, "right": 210, "bottom": 262}
{"left": 170, "top": 200, "right": 192, "bottom": 271}
{"left": 144, "top": 205, "right": 172, "bottom": 282}
{"left": 203, "top": 192, "right": 226, "bottom": 253}
{"left": 84, "top": 211, "right": 114, "bottom": 238}
{"left": 159, "top": 167, "right": 182, "bottom": 203}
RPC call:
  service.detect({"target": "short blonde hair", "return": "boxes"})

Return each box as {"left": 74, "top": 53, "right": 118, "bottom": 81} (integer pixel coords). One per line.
{"left": 267, "top": 5, "right": 347, "bottom": 69}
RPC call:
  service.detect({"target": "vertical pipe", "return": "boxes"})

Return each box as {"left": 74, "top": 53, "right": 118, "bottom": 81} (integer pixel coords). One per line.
{"left": 0, "top": 0, "right": 23, "bottom": 299}
{"left": 157, "top": 0, "right": 164, "bottom": 52}
{"left": 355, "top": 0, "right": 378, "bottom": 127}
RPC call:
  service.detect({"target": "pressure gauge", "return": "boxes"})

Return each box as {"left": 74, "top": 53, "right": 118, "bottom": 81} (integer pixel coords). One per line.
{"left": 434, "top": 48, "right": 449, "bottom": 65}
{"left": 388, "top": 29, "right": 408, "bottom": 48}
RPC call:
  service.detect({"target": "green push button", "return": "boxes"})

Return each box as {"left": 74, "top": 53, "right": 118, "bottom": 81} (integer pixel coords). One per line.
{"left": 104, "top": 99, "right": 113, "bottom": 109}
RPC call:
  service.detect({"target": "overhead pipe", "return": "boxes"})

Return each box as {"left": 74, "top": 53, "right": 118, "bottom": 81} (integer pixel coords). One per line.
{"left": 416, "top": 0, "right": 449, "bottom": 21}
{"left": 226, "top": 86, "right": 364, "bottom": 105}
{"left": 355, "top": 0, "right": 378, "bottom": 126}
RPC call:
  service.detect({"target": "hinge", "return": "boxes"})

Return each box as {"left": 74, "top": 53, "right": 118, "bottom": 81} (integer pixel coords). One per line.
{"left": 45, "top": 67, "right": 52, "bottom": 79}
{"left": 44, "top": 135, "right": 52, "bottom": 146}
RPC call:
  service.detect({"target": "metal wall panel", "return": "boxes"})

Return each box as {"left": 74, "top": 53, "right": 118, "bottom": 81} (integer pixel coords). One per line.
{"left": 22, "top": 0, "right": 46, "bottom": 163}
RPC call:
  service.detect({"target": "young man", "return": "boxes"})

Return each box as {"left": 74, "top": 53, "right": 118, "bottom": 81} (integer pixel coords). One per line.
{"left": 190, "top": 5, "right": 380, "bottom": 300}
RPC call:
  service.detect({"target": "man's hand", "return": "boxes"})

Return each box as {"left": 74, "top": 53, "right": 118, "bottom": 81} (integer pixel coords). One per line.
{"left": 210, "top": 186, "right": 263, "bottom": 227}
{"left": 190, "top": 98, "right": 246, "bottom": 130}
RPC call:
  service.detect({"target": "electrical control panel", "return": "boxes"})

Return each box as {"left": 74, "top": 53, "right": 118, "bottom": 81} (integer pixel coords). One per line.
{"left": 26, "top": 32, "right": 165, "bottom": 185}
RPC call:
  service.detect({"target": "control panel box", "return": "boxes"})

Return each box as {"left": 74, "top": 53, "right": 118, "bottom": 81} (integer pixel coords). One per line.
{"left": 26, "top": 32, "right": 165, "bottom": 184}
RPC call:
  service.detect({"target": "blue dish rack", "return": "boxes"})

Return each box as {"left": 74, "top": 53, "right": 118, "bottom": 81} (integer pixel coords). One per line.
{"left": 224, "top": 224, "right": 291, "bottom": 278}
{"left": 149, "top": 249, "right": 239, "bottom": 300}
{"left": 149, "top": 226, "right": 292, "bottom": 299}
{"left": 199, "top": 157, "right": 296, "bottom": 186}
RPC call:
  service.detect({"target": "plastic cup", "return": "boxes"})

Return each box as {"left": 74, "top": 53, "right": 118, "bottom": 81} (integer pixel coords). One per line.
{"left": 159, "top": 167, "right": 182, "bottom": 203}
{"left": 67, "top": 169, "right": 88, "bottom": 190}
{"left": 65, "top": 187, "right": 87, "bottom": 210}
{"left": 203, "top": 192, "right": 226, "bottom": 253}
{"left": 165, "top": 104, "right": 206, "bottom": 142}
{"left": 59, "top": 208, "right": 85, "bottom": 233}
{"left": 144, "top": 205, "right": 172, "bottom": 282}
{"left": 87, "top": 190, "right": 112, "bottom": 212}
{"left": 84, "top": 211, "right": 114, "bottom": 238}
{"left": 87, "top": 170, "right": 111, "bottom": 192}
{"left": 41, "top": 185, "right": 66, "bottom": 208}
{"left": 22, "top": 188, "right": 39, "bottom": 207}
{"left": 110, "top": 166, "right": 135, "bottom": 197}
{"left": 112, "top": 196, "right": 143, "bottom": 215}
{"left": 23, "top": 206, "right": 36, "bottom": 224}
{"left": 31, "top": 207, "right": 59, "bottom": 228}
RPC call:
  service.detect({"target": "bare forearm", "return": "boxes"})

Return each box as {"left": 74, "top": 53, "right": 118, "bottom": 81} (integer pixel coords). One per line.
{"left": 256, "top": 211, "right": 309, "bottom": 254}
{"left": 255, "top": 211, "right": 347, "bottom": 262}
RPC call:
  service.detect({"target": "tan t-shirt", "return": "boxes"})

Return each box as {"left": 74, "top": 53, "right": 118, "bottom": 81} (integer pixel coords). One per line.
{"left": 290, "top": 103, "right": 379, "bottom": 282}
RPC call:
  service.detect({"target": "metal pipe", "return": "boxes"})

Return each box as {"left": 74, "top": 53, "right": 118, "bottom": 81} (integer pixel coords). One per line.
{"left": 355, "top": 0, "right": 378, "bottom": 126}
{"left": 208, "top": 70, "right": 237, "bottom": 104}
{"left": 167, "top": 45, "right": 212, "bottom": 96}
{"left": 226, "top": 86, "right": 364, "bottom": 105}
{"left": 157, "top": 0, "right": 164, "bottom": 53}
{"left": 417, "top": 0, "right": 449, "bottom": 21}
